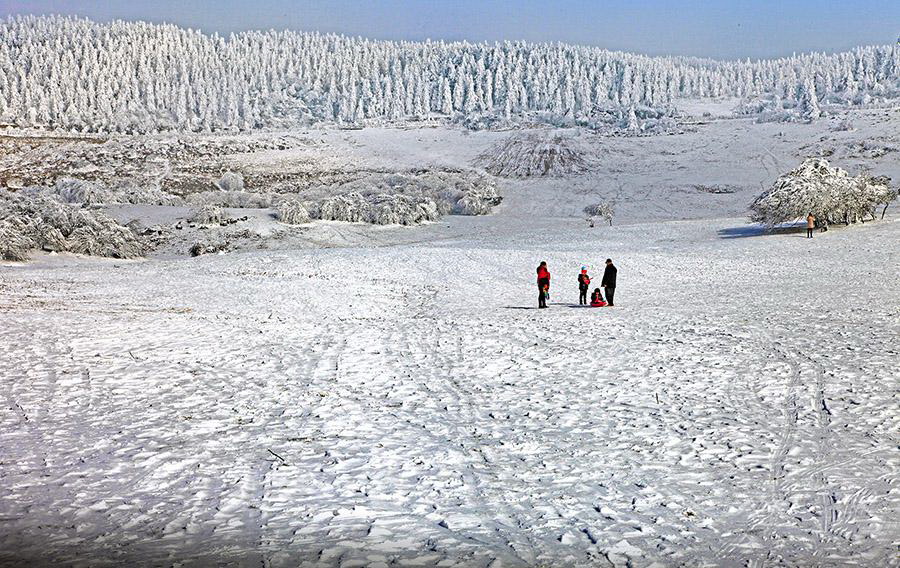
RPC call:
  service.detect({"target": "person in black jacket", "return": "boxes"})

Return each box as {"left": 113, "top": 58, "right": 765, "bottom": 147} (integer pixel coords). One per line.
{"left": 601, "top": 258, "right": 617, "bottom": 306}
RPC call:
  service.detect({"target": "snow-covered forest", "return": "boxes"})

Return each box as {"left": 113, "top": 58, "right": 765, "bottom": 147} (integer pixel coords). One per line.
{"left": 1, "top": 15, "right": 899, "bottom": 133}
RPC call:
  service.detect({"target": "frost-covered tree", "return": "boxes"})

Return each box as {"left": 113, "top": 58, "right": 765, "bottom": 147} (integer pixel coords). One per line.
{"left": 797, "top": 80, "right": 821, "bottom": 121}
{"left": 584, "top": 202, "right": 614, "bottom": 226}
{"left": 750, "top": 158, "right": 896, "bottom": 226}
{"left": 0, "top": 15, "right": 898, "bottom": 133}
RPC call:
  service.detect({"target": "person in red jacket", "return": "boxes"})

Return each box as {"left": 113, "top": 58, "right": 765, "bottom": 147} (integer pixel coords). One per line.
{"left": 536, "top": 261, "right": 550, "bottom": 308}
{"left": 590, "top": 288, "right": 607, "bottom": 307}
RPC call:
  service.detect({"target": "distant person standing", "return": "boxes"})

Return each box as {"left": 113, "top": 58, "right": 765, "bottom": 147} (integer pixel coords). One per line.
{"left": 806, "top": 212, "right": 816, "bottom": 238}
{"left": 536, "top": 261, "right": 551, "bottom": 309}
{"left": 577, "top": 266, "right": 591, "bottom": 305}
{"left": 602, "top": 258, "right": 617, "bottom": 307}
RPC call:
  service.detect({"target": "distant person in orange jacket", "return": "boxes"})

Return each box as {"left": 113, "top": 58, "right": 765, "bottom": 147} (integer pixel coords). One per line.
{"left": 806, "top": 212, "right": 816, "bottom": 238}
{"left": 536, "top": 261, "right": 550, "bottom": 308}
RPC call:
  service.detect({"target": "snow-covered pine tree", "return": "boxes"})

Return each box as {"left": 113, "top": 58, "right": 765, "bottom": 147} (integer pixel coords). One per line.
{"left": 2, "top": 15, "right": 898, "bottom": 133}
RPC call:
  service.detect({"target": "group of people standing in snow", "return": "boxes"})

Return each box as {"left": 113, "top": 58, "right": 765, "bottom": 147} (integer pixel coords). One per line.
{"left": 535, "top": 259, "right": 617, "bottom": 309}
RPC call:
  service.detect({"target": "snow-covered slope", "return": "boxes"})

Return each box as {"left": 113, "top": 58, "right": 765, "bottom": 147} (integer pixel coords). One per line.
{"left": 1, "top": 213, "right": 897, "bottom": 566}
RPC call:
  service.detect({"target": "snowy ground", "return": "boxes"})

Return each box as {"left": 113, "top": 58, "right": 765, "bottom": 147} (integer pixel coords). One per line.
{"left": 1, "top": 111, "right": 899, "bottom": 566}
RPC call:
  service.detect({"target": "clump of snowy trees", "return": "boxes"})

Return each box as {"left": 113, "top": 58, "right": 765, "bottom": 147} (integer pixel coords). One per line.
{"left": 275, "top": 200, "right": 311, "bottom": 225}
{"left": 1, "top": 16, "right": 897, "bottom": 133}
{"left": 584, "top": 202, "right": 615, "bottom": 226}
{"left": 479, "top": 133, "right": 591, "bottom": 177}
{"left": 274, "top": 171, "right": 501, "bottom": 225}
{"left": 750, "top": 158, "right": 897, "bottom": 226}
{"left": 0, "top": 188, "right": 144, "bottom": 260}
{"left": 47, "top": 177, "right": 179, "bottom": 206}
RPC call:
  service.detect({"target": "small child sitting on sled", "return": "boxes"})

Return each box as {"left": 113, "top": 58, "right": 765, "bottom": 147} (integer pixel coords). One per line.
{"left": 590, "top": 288, "right": 607, "bottom": 307}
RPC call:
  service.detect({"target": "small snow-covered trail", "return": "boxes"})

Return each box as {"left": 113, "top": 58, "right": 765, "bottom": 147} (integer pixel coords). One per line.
{"left": 0, "top": 217, "right": 898, "bottom": 567}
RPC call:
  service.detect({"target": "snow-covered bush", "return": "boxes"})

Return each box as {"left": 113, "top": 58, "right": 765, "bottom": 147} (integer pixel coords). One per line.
{"left": 478, "top": 133, "right": 591, "bottom": 178}
{"left": 318, "top": 193, "right": 370, "bottom": 222}
{"left": 831, "top": 118, "right": 855, "bottom": 132}
{"left": 450, "top": 183, "right": 502, "bottom": 215}
{"left": 268, "top": 170, "right": 498, "bottom": 226}
{"left": 584, "top": 202, "right": 615, "bottom": 226}
{"left": 215, "top": 172, "right": 245, "bottom": 192}
{"left": 189, "top": 205, "right": 228, "bottom": 225}
{"left": 189, "top": 240, "right": 229, "bottom": 257}
{"left": 369, "top": 195, "right": 440, "bottom": 225}
{"left": 0, "top": 218, "right": 36, "bottom": 261}
{"left": 750, "top": 158, "right": 896, "bottom": 226}
{"left": 66, "top": 223, "right": 145, "bottom": 258}
{"left": 49, "top": 178, "right": 181, "bottom": 206}
{"left": 0, "top": 188, "right": 145, "bottom": 260}
{"left": 187, "top": 190, "right": 276, "bottom": 209}
{"left": 52, "top": 178, "right": 114, "bottom": 205}
{"left": 276, "top": 200, "right": 311, "bottom": 225}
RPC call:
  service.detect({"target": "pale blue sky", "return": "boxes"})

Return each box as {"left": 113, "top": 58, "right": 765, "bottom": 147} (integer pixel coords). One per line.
{"left": 3, "top": 0, "right": 898, "bottom": 59}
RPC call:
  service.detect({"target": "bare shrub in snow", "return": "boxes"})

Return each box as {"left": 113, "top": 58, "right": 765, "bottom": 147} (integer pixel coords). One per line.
{"left": 215, "top": 172, "right": 245, "bottom": 192}
{"left": 190, "top": 205, "right": 228, "bottom": 225}
{"left": 478, "top": 133, "right": 591, "bottom": 178}
{"left": 750, "top": 158, "right": 896, "bottom": 226}
{"left": 276, "top": 200, "right": 311, "bottom": 225}
{"left": 693, "top": 184, "right": 738, "bottom": 194}
{"left": 584, "top": 202, "right": 615, "bottom": 226}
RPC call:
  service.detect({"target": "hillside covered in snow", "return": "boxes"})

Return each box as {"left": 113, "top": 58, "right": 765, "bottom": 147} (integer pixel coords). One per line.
{"left": 1, "top": 11, "right": 899, "bottom": 568}
{"left": 1, "top": 15, "right": 899, "bottom": 133}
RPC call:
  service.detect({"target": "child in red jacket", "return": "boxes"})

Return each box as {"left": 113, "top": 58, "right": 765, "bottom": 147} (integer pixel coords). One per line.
{"left": 577, "top": 266, "right": 591, "bottom": 305}
{"left": 590, "top": 288, "right": 607, "bottom": 307}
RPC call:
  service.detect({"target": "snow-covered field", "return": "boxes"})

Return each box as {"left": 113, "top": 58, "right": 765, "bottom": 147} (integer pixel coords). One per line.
{"left": 2, "top": 146, "right": 899, "bottom": 567}
{"left": 3, "top": 93, "right": 900, "bottom": 568}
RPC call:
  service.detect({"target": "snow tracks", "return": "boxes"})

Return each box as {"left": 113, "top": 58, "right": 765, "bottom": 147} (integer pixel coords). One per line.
{"left": 1, "top": 218, "right": 898, "bottom": 566}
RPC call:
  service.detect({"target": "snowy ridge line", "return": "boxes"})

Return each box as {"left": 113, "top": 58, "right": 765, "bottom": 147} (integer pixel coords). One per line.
{"left": 1, "top": 15, "right": 898, "bottom": 133}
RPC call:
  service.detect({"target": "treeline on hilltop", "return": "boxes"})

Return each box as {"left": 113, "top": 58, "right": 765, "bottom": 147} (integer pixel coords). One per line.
{"left": 1, "top": 15, "right": 898, "bottom": 133}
